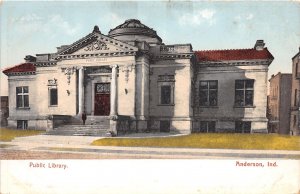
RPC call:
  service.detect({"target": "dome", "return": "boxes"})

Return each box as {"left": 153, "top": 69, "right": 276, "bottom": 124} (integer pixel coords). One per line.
{"left": 108, "top": 19, "right": 162, "bottom": 45}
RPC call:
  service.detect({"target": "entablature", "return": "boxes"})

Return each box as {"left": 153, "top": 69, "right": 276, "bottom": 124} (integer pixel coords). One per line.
{"left": 197, "top": 59, "right": 273, "bottom": 68}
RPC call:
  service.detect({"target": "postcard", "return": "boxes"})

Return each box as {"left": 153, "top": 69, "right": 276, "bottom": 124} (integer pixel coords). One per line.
{"left": 0, "top": 1, "right": 299, "bottom": 193}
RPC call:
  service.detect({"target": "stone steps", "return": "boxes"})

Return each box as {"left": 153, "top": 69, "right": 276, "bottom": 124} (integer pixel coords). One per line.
{"left": 45, "top": 129, "right": 108, "bottom": 136}
{"left": 46, "top": 124, "right": 110, "bottom": 136}
{"left": 45, "top": 116, "right": 111, "bottom": 136}
{"left": 68, "top": 116, "right": 110, "bottom": 125}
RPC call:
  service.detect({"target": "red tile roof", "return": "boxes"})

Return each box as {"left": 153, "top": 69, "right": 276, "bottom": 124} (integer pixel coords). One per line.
{"left": 195, "top": 48, "right": 274, "bottom": 62}
{"left": 3, "top": 63, "right": 36, "bottom": 75}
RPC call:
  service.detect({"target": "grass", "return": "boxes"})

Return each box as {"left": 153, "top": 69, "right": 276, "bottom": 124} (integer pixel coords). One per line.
{"left": 0, "top": 128, "right": 44, "bottom": 141}
{"left": 91, "top": 133, "right": 300, "bottom": 150}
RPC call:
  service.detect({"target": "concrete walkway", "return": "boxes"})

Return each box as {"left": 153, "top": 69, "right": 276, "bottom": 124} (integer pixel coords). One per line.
{"left": 1, "top": 134, "right": 300, "bottom": 159}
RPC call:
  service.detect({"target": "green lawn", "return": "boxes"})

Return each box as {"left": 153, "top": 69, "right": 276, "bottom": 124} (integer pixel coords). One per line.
{"left": 91, "top": 133, "right": 300, "bottom": 150}
{"left": 0, "top": 128, "right": 44, "bottom": 141}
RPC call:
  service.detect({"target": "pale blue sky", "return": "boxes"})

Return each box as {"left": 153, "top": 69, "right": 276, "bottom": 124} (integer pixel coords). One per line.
{"left": 1, "top": 1, "right": 299, "bottom": 95}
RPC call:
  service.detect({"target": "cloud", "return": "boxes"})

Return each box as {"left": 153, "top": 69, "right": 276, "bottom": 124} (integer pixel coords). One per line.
{"left": 10, "top": 14, "right": 80, "bottom": 37}
{"left": 233, "top": 13, "right": 255, "bottom": 31}
{"left": 234, "top": 13, "right": 254, "bottom": 21}
{"left": 179, "top": 9, "right": 216, "bottom": 26}
{"left": 11, "top": 13, "right": 42, "bottom": 23}
{"left": 48, "top": 15, "right": 80, "bottom": 36}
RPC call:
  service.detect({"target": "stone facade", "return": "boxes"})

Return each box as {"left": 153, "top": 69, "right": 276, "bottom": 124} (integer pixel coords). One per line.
{"left": 268, "top": 73, "right": 292, "bottom": 134}
{"left": 3, "top": 19, "right": 273, "bottom": 135}
{"left": 290, "top": 48, "right": 300, "bottom": 135}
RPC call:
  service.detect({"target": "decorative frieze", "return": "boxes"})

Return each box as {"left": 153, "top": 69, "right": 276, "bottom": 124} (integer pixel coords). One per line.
{"left": 154, "top": 54, "right": 193, "bottom": 61}
{"left": 34, "top": 62, "right": 57, "bottom": 67}
{"left": 4, "top": 72, "right": 36, "bottom": 76}
{"left": 57, "top": 51, "right": 136, "bottom": 60}
{"left": 84, "top": 40, "right": 109, "bottom": 51}
{"left": 61, "top": 67, "right": 76, "bottom": 85}
{"left": 48, "top": 78, "right": 57, "bottom": 86}
{"left": 86, "top": 66, "right": 112, "bottom": 74}
{"left": 121, "top": 64, "right": 135, "bottom": 83}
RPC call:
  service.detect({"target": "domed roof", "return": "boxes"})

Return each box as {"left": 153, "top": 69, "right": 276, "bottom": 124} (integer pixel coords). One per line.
{"left": 108, "top": 19, "right": 162, "bottom": 44}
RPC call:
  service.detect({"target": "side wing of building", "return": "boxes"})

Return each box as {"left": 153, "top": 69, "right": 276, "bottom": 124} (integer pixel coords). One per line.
{"left": 193, "top": 41, "right": 273, "bottom": 133}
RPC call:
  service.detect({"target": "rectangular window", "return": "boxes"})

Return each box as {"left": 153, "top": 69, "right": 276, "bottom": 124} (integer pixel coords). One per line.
{"left": 158, "top": 75, "right": 175, "bottom": 106}
{"left": 192, "top": 121, "right": 216, "bottom": 133}
{"left": 199, "top": 121, "right": 216, "bottom": 133}
{"left": 16, "top": 86, "right": 29, "bottom": 108}
{"left": 49, "top": 88, "right": 58, "bottom": 106}
{"left": 235, "top": 121, "right": 251, "bottom": 133}
{"left": 17, "top": 120, "right": 28, "bottom": 129}
{"left": 161, "top": 86, "right": 171, "bottom": 105}
{"left": 235, "top": 80, "right": 254, "bottom": 106}
{"left": 199, "top": 81, "right": 218, "bottom": 106}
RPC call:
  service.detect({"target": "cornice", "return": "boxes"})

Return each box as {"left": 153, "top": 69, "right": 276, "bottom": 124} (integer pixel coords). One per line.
{"left": 57, "top": 51, "right": 137, "bottom": 60}
{"left": 154, "top": 54, "right": 194, "bottom": 61}
{"left": 4, "top": 72, "right": 36, "bottom": 76}
{"left": 34, "top": 61, "right": 57, "bottom": 67}
{"left": 197, "top": 59, "right": 273, "bottom": 67}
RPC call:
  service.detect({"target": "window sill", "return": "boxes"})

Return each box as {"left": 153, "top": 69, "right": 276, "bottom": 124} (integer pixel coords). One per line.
{"left": 16, "top": 107, "right": 30, "bottom": 110}
{"left": 234, "top": 106, "right": 256, "bottom": 108}
{"left": 199, "top": 106, "right": 218, "bottom": 108}
{"left": 49, "top": 105, "right": 58, "bottom": 107}
{"left": 157, "top": 104, "right": 175, "bottom": 106}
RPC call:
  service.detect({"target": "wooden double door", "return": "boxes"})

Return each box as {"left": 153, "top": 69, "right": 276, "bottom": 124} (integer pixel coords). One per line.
{"left": 94, "top": 83, "right": 110, "bottom": 116}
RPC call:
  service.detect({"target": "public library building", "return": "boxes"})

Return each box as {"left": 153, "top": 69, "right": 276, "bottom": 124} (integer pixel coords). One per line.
{"left": 3, "top": 19, "right": 274, "bottom": 135}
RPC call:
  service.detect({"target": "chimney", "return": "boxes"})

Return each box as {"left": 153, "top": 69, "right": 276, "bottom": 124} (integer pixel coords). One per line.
{"left": 254, "top": 40, "right": 265, "bottom": 51}
{"left": 93, "top": 25, "right": 101, "bottom": 33}
{"left": 24, "top": 55, "right": 36, "bottom": 62}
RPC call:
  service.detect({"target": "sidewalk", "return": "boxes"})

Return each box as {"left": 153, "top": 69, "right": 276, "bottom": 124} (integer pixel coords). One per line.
{"left": 1, "top": 134, "right": 300, "bottom": 159}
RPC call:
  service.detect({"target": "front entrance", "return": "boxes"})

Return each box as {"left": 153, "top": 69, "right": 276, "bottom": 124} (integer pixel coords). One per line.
{"left": 94, "top": 83, "right": 110, "bottom": 116}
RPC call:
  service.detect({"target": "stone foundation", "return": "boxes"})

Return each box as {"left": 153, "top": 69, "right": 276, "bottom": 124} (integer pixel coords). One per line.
{"left": 192, "top": 119, "right": 268, "bottom": 133}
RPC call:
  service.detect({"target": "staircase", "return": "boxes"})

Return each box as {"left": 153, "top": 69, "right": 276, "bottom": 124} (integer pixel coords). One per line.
{"left": 46, "top": 116, "right": 110, "bottom": 136}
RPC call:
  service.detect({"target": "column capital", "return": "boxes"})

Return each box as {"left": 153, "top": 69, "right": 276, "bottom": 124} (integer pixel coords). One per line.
{"left": 77, "top": 66, "right": 86, "bottom": 70}
{"left": 110, "top": 64, "right": 118, "bottom": 69}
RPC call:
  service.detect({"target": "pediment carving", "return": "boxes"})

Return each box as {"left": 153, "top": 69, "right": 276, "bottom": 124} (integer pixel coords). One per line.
{"left": 84, "top": 40, "right": 109, "bottom": 52}
{"left": 58, "top": 33, "right": 138, "bottom": 56}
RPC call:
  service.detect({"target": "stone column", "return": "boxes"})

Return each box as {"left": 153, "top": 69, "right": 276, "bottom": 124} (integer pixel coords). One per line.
{"left": 110, "top": 65, "right": 118, "bottom": 116}
{"left": 108, "top": 64, "right": 118, "bottom": 136}
{"left": 78, "top": 67, "right": 84, "bottom": 115}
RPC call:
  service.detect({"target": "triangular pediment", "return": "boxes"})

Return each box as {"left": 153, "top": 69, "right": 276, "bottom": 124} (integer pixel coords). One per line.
{"left": 58, "top": 32, "right": 138, "bottom": 56}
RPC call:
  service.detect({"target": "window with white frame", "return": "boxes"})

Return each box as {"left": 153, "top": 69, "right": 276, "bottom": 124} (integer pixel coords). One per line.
{"left": 16, "top": 86, "right": 29, "bottom": 108}
{"left": 49, "top": 88, "right": 58, "bottom": 106}
{"left": 199, "top": 81, "right": 218, "bottom": 106}
{"left": 158, "top": 75, "right": 175, "bottom": 105}
{"left": 48, "top": 78, "right": 58, "bottom": 106}
{"left": 235, "top": 79, "right": 254, "bottom": 107}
